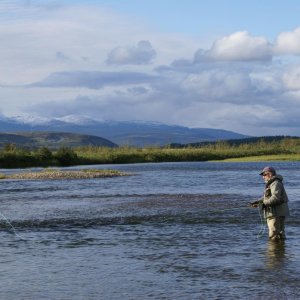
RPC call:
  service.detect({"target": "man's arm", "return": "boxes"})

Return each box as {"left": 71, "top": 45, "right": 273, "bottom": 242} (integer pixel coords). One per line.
{"left": 263, "top": 181, "right": 283, "bottom": 206}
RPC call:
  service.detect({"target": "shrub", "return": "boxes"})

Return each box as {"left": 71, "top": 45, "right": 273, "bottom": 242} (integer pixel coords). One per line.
{"left": 55, "top": 147, "right": 78, "bottom": 166}
{"left": 3, "top": 143, "right": 17, "bottom": 152}
{"left": 36, "top": 147, "right": 53, "bottom": 160}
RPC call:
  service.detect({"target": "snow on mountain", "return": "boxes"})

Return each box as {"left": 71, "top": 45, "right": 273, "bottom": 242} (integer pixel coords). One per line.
{"left": 54, "top": 115, "right": 103, "bottom": 125}
{"left": 0, "top": 114, "right": 250, "bottom": 146}
{"left": 9, "top": 115, "right": 52, "bottom": 125}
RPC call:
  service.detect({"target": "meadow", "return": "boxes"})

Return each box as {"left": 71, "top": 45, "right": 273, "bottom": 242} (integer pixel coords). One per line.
{"left": 1, "top": 138, "right": 300, "bottom": 169}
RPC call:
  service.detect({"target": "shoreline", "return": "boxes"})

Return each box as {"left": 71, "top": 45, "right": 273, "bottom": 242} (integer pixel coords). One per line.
{"left": 1, "top": 153, "right": 300, "bottom": 173}
{"left": 219, "top": 154, "right": 300, "bottom": 162}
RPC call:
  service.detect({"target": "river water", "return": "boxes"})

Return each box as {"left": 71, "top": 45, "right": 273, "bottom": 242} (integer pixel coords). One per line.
{"left": 0, "top": 161, "right": 299, "bottom": 299}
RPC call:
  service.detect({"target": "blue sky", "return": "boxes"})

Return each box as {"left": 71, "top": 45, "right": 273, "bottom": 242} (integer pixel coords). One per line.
{"left": 61, "top": 0, "right": 300, "bottom": 38}
{"left": 1, "top": 0, "right": 300, "bottom": 136}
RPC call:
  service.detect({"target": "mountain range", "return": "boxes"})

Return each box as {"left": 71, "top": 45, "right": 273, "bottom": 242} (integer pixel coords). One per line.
{"left": 0, "top": 115, "right": 250, "bottom": 147}
{"left": 0, "top": 132, "right": 117, "bottom": 149}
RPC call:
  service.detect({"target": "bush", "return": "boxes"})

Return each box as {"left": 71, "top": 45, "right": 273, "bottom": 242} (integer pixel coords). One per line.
{"left": 0, "top": 152, "right": 36, "bottom": 168}
{"left": 55, "top": 147, "right": 79, "bottom": 166}
{"left": 3, "top": 143, "right": 17, "bottom": 152}
{"left": 36, "top": 147, "right": 53, "bottom": 160}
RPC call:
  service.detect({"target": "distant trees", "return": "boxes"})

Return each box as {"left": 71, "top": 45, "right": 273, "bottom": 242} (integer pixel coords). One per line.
{"left": 1, "top": 138, "right": 300, "bottom": 168}
{"left": 0, "top": 143, "right": 34, "bottom": 168}
{"left": 54, "top": 147, "right": 79, "bottom": 166}
{"left": 0, "top": 145, "right": 79, "bottom": 168}
{"left": 3, "top": 143, "right": 17, "bottom": 152}
{"left": 36, "top": 147, "right": 53, "bottom": 160}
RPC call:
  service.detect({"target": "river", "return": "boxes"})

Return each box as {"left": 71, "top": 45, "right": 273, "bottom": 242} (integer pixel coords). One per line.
{"left": 0, "top": 161, "right": 299, "bottom": 299}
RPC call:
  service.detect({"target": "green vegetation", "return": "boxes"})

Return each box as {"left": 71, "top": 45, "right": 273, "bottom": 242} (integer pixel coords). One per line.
{"left": 221, "top": 154, "right": 300, "bottom": 162}
{"left": 1, "top": 138, "right": 300, "bottom": 169}
{"left": 75, "top": 138, "right": 300, "bottom": 164}
{"left": 0, "top": 144, "right": 79, "bottom": 168}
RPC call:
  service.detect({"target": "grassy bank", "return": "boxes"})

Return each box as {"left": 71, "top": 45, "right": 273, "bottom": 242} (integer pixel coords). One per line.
{"left": 1, "top": 138, "right": 300, "bottom": 168}
{"left": 222, "top": 153, "right": 300, "bottom": 162}
{"left": 75, "top": 138, "right": 300, "bottom": 164}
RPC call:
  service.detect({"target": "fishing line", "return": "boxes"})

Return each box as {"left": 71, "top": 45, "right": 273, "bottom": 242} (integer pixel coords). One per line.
{"left": 0, "top": 211, "right": 27, "bottom": 241}
{"left": 213, "top": 205, "right": 266, "bottom": 238}
{"left": 0, "top": 204, "right": 265, "bottom": 241}
{"left": 256, "top": 205, "right": 266, "bottom": 238}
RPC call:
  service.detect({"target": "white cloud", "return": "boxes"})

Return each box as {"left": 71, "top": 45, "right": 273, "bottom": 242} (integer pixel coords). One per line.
{"left": 0, "top": 5, "right": 196, "bottom": 85}
{"left": 181, "top": 70, "right": 252, "bottom": 101}
{"left": 194, "top": 31, "right": 272, "bottom": 62}
{"left": 2, "top": 3, "right": 300, "bottom": 136}
{"left": 106, "top": 40, "right": 157, "bottom": 65}
{"left": 275, "top": 27, "right": 300, "bottom": 55}
{"left": 250, "top": 71, "right": 283, "bottom": 94}
{"left": 282, "top": 65, "right": 300, "bottom": 90}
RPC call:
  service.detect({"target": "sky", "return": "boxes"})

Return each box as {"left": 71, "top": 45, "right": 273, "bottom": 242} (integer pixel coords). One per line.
{"left": 1, "top": 0, "right": 300, "bottom": 136}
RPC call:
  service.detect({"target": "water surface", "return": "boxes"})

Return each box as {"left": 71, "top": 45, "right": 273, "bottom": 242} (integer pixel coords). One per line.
{"left": 0, "top": 162, "right": 299, "bottom": 299}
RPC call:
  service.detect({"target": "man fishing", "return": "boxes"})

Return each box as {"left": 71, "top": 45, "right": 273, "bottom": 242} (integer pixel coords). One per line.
{"left": 251, "top": 166, "right": 290, "bottom": 241}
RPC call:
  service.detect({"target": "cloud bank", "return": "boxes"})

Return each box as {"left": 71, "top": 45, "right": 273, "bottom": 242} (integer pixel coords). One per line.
{"left": 106, "top": 40, "right": 157, "bottom": 65}
{"left": 195, "top": 31, "right": 273, "bottom": 62}
{"left": 30, "top": 71, "right": 158, "bottom": 89}
{"left": 1, "top": 3, "right": 300, "bottom": 136}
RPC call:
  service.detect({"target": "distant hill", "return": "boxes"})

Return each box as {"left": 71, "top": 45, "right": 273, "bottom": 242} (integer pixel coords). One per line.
{"left": 0, "top": 116, "right": 250, "bottom": 147}
{"left": 0, "top": 132, "right": 117, "bottom": 149}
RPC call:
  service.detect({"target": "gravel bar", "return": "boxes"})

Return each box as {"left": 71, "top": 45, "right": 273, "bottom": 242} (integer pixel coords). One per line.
{"left": 3, "top": 169, "right": 129, "bottom": 180}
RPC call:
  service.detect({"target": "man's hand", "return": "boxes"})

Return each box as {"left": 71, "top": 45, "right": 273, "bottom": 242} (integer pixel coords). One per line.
{"left": 250, "top": 200, "right": 260, "bottom": 208}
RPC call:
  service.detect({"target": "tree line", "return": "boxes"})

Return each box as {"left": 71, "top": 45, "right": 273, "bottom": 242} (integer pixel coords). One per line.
{"left": 1, "top": 138, "right": 300, "bottom": 168}
{"left": 0, "top": 144, "right": 79, "bottom": 168}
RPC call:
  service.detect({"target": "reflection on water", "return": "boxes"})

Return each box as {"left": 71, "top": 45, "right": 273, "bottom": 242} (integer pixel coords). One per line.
{"left": 265, "top": 240, "right": 286, "bottom": 269}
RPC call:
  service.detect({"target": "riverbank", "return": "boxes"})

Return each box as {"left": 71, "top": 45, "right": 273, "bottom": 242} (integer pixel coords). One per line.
{"left": 0, "top": 169, "right": 129, "bottom": 180}
{"left": 1, "top": 137, "right": 300, "bottom": 168}
{"left": 221, "top": 153, "right": 300, "bottom": 162}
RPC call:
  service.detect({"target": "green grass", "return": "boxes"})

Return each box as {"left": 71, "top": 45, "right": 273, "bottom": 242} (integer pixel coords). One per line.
{"left": 222, "top": 153, "right": 300, "bottom": 162}
{"left": 74, "top": 139, "right": 300, "bottom": 164}
{"left": 1, "top": 138, "right": 300, "bottom": 168}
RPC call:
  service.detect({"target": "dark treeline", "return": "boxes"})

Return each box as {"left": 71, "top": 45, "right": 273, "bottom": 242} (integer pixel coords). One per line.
{"left": 0, "top": 144, "right": 80, "bottom": 168}
{"left": 169, "top": 135, "right": 300, "bottom": 148}
{"left": 1, "top": 138, "right": 300, "bottom": 169}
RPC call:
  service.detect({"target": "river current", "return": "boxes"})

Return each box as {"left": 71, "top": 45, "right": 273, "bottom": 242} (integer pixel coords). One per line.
{"left": 0, "top": 161, "right": 299, "bottom": 299}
